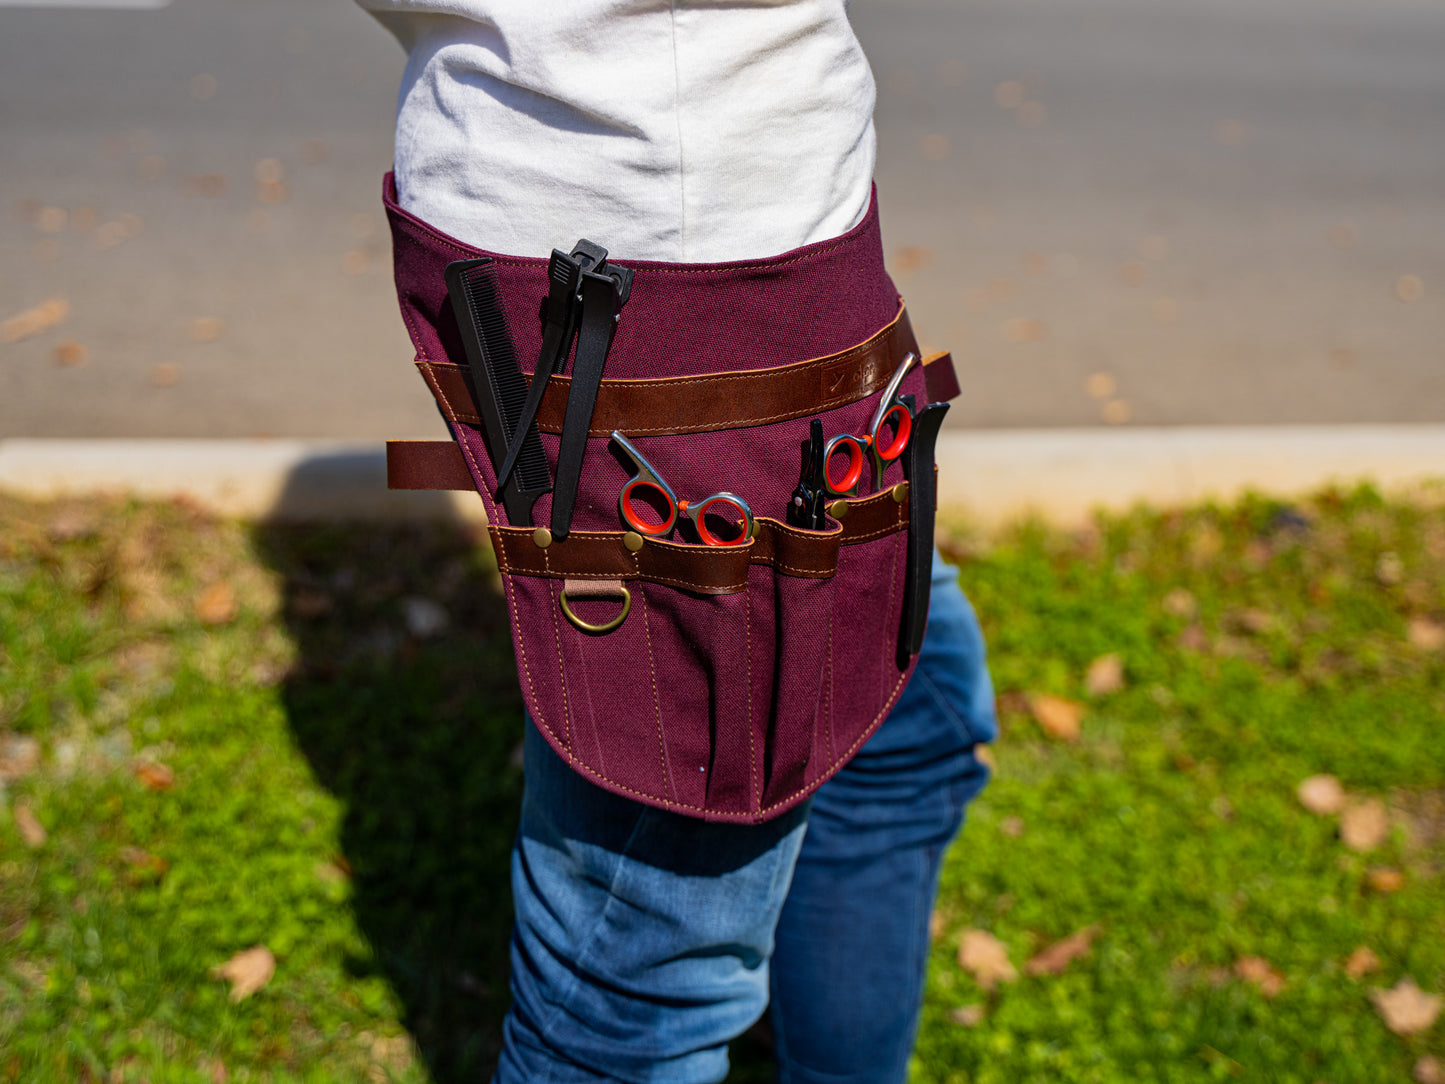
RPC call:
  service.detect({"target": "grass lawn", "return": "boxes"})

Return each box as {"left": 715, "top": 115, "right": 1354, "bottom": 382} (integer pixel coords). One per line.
{"left": 1, "top": 486, "right": 1442, "bottom": 1082}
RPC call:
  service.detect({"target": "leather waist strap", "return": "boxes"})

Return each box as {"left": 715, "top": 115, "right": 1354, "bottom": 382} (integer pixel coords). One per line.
{"left": 418, "top": 303, "right": 951, "bottom": 439}
{"left": 392, "top": 346, "right": 959, "bottom": 492}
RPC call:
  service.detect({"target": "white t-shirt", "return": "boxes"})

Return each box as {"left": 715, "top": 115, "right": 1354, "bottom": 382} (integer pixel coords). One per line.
{"left": 358, "top": 0, "right": 877, "bottom": 262}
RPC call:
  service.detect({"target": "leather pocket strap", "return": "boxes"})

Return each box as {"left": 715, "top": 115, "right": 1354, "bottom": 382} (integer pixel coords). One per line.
{"left": 490, "top": 487, "right": 909, "bottom": 596}
{"left": 415, "top": 303, "right": 955, "bottom": 440}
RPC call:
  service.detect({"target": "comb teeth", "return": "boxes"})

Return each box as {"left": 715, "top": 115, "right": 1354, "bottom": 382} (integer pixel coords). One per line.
{"left": 455, "top": 263, "right": 551, "bottom": 496}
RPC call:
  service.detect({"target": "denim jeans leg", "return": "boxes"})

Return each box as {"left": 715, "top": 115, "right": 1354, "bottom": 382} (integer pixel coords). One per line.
{"left": 768, "top": 558, "right": 996, "bottom": 1083}
{"left": 494, "top": 720, "right": 812, "bottom": 1084}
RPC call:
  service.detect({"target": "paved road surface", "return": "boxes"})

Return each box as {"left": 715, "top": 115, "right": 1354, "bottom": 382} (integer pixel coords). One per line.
{"left": 2, "top": 0, "right": 1442, "bottom": 438}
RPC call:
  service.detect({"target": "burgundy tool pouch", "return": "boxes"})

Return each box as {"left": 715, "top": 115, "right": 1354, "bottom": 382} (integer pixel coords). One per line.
{"left": 381, "top": 173, "right": 959, "bottom": 824}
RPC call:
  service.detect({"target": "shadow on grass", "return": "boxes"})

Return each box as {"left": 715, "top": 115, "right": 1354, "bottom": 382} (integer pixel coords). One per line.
{"left": 250, "top": 464, "right": 777, "bottom": 1081}
{"left": 253, "top": 495, "right": 522, "bottom": 1079}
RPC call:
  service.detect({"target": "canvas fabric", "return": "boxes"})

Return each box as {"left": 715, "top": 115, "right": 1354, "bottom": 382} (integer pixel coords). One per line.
{"left": 384, "top": 172, "right": 942, "bottom": 823}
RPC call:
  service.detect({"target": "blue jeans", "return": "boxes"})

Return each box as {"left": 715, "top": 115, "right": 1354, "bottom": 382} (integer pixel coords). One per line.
{"left": 495, "top": 559, "right": 996, "bottom": 1083}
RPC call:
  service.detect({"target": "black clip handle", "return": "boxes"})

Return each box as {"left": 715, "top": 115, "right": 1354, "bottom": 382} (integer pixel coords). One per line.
{"left": 899, "top": 400, "right": 949, "bottom": 663}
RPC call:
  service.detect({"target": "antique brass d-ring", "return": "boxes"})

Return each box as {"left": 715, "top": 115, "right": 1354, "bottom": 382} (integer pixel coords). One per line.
{"left": 559, "top": 584, "right": 632, "bottom": 635}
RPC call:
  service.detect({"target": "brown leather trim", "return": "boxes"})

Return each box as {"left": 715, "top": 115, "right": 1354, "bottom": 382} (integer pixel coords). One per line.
{"left": 415, "top": 302, "right": 942, "bottom": 438}
{"left": 488, "top": 487, "right": 909, "bottom": 593}
{"left": 386, "top": 440, "right": 474, "bottom": 490}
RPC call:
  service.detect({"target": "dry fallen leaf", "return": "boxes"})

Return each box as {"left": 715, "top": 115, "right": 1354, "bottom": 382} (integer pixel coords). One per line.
{"left": 190, "top": 316, "right": 224, "bottom": 343}
{"left": 1396, "top": 275, "right": 1425, "bottom": 303}
{"left": 1366, "top": 867, "right": 1405, "bottom": 894}
{"left": 1345, "top": 946, "right": 1381, "bottom": 980}
{"left": 2, "top": 296, "right": 70, "bottom": 343}
{"left": 893, "top": 246, "right": 935, "bottom": 274}
{"left": 957, "top": 929, "right": 1018, "bottom": 992}
{"left": 52, "top": 340, "right": 89, "bottom": 367}
{"left": 1028, "top": 694, "right": 1083, "bottom": 742}
{"left": 1025, "top": 925, "right": 1100, "bottom": 977}
{"left": 1407, "top": 618, "right": 1445, "bottom": 651}
{"left": 994, "top": 81, "right": 1026, "bottom": 109}
{"left": 1297, "top": 774, "right": 1346, "bottom": 816}
{"left": 1162, "top": 588, "right": 1198, "bottom": 618}
{"left": 118, "top": 845, "right": 170, "bottom": 881}
{"left": 185, "top": 173, "right": 229, "bottom": 198}
{"left": 929, "top": 911, "right": 946, "bottom": 940}
{"left": 1340, "top": 798, "right": 1390, "bottom": 852}
{"left": 134, "top": 761, "right": 176, "bottom": 791}
{"left": 920, "top": 133, "right": 950, "bottom": 161}
{"left": 195, "top": 582, "right": 239, "bottom": 625}
{"left": 212, "top": 945, "right": 276, "bottom": 1001}
{"left": 13, "top": 805, "right": 47, "bottom": 848}
{"left": 1101, "top": 398, "right": 1132, "bottom": 425}
{"left": 1000, "top": 815, "right": 1025, "bottom": 838}
{"left": 1370, "top": 977, "right": 1442, "bottom": 1036}
{"left": 1002, "top": 317, "right": 1047, "bottom": 344}
{"left": 1086, "top": 372, "right": 1116, "bottom": 400}
{"left": 1234, "top": 956, "right": 1285, "bottom": 998}
{"left": 1085, "top": 653, "right": 1125, "bottom": 697}
{"left": 150, "top": 363, "right": 182, "bottom": 388}
{"left": 949, "top": 1004, "right": 986, "bottom": 1027}
{"left": 1416, "top": 1055, "right": 1444, "bottom": 1084}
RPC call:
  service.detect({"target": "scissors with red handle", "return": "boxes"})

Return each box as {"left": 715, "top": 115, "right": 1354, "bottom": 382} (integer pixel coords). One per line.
{"left": 610, "top": 431, "right": 755, "bottom": 547}
{"left": 823, "top": 352, "right": 917, "bottom": 497}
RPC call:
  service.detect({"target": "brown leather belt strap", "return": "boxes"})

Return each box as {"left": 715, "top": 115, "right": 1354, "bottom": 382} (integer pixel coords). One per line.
{"left": 387, "top": 339, "right": 957, "bottom": 493}
{"left": 415, "top": 302, "right": 958, "bottom": 442}
{"left": 386, "top": 440, "right": 475, "bottom": 490}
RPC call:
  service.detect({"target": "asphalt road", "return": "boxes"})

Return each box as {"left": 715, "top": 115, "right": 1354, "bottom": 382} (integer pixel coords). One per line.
{"left": 2, "top": 0, "right": 1442, "bottom": 439}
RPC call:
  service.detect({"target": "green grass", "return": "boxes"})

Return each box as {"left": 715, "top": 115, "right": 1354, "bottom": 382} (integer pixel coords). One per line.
{"left": 1, "top": 487, "right": 1442, "bottom": 1082}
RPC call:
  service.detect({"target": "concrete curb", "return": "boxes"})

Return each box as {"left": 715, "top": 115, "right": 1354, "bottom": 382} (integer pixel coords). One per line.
{"left": 2, "top": 427, "right": 1443, "bottom": 526}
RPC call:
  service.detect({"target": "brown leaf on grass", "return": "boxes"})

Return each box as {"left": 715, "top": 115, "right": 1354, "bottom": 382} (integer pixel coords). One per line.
{"left": 1231, "top": 608, "right": 1276, "bottom": 634}
{"left": 118, "top": 845, "right": 169, "bottom": 882}
{"left": 1025, "top": 925, "right": 1100, "bottom": 976}
{"left": 211, "top": 945, "right": 275, "bottom": 1001}
{"left": 1370, "top": 977, "right": 1442, "bottom": 1035}
{"left": 1345, "top": 946, "right": 1382, "bottom": 980}
{"left": 1085, "top": 654, "right": 1125, "bottom": 697}
{"left": 1028, "top": 694, "right": 1083, "bottom": 742}
{"left": 13, "top": 805, "right": 47, "bottom": 848}
{"left": 134, "top": 761, "right": 175, "bottom": 791}
{"left": 1000, "top": 815, "right": 1025, "bottom": 838}
{"left": 1234, "top": 956, "right": 1285, "bottom": 998}
{"left": 0, "top": 735, "right": 41, "bottom": 781}
{"left": 1408, "top": 618, "right": 1445, "bottom": 651}
{"left": 1177, "top": 625, "right": 1209, "bottom": 653}
{"left": 1297, "top": 774, "right": 1346, "bottom": 816}
{"left": 1366, "top": 867, "right": 1405, "bottom": 893}
{"left": 1163, "top": 588, "right": 1198, "bottom": 618}
{"left": 974, "top": 744, "right": 997, "bottom": 771}
{"left": 1340, "top": 798, "right": 1389, "bottom": 852}
{"left": 195, "top": 582, "right": 238, "bottom": 625}
{"left": 949, "top": 1004, "right": 986, "bottom": 1027}
{"left": 957, "top": 929, "right": 1018, "bottom": 992}
{"left": 2, "top": 296, "right": 70, "bottom": 343}
{"left": 1416, "top": 1055, "right": 1444, "bottom": 1084}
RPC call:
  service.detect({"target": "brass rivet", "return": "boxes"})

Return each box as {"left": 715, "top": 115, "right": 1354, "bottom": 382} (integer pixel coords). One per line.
{"left": 532, "top": 527, "right": 553, "bottom": 549}
{"left": 891, "top": 482, "right": 910, "bottom": 504}
{"left": 623, "top": 531, "right": 644, "bottom": 552}
{"left": 826, "top": 500, "right": 849, "bottom": 519}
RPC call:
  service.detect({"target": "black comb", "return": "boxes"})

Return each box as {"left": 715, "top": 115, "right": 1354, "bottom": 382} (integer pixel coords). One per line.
{"left": 443, "top": 258, "right": 552, "bottom": 526}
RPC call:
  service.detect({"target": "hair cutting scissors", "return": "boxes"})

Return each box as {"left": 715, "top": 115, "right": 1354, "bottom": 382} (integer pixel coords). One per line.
{"left": 822, "top": 352, "right": 918, "bottom": 497}
{"left": 610, "top": 431, "right": 755, "bottom": 547}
